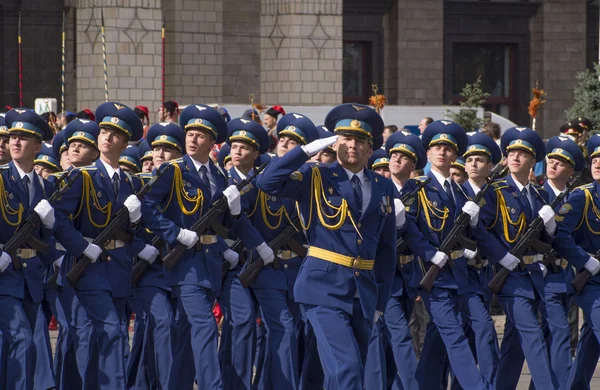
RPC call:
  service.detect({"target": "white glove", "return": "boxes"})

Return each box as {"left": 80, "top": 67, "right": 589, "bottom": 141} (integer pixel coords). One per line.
{"left": 256, "top": 242, "right": 275, "bottom": 265}
{"left": 540, "top": 263, "right": 547, "bottom": 278}
{"left": 223, "top": 185, "right": 241, "bottom": 216}
{"left": 83, "top": 243, "right": 102, "bottom": 263}
{"left": 538, "top": 205, "right": 556, "bottom": 235}
{"left": 394, "top": 198, "right": 406, "bottom": 228}
{"left": 430, "top": 251, "right": 449, "bottom": 268}
{"left": 124, "top": 195, "right": 142, "bottom": 223}
{"left": 499, "top": 253, "right": 520, "bottom": 271}
{"left": 462, "top": 201, "right": 480, "bottom": 228}
{"left": 373, "top": 310, "right": 383, "bottom": 323}
{"left": 301, "top": 135, "right": 338, "bottom": 156}
{"left": 464, "top": 249, "right": 477, "bottom": 260}
{"left": 34, "top": 199, "right": 55, "bottom": 228}
{"left": 0, "top": 252, "right": 11, "bottom": 272}
{"left": 177, "top": 228, "right": 199, "bottom": 249}
{"left": 223, "top": 249, "right": 240, "bottom": 270}
{"left": 54, "top": 255, "right": 64, "bottom": 269}
{"left": 138, "top": 245, "right": 159, "bottom": 264}
{"left": 584, "top": 257, "right": 600, "bottom": 276}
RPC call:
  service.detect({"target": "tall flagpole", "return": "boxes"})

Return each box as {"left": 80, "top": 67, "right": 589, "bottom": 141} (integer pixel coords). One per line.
{"left": 161, "top": 14, "right": 165, "bottom": 121}
{"left": 101, "top": 7, "right": 108, "bottom": 102}
{"left": 61, "top": 10, "right": 66, "bottom": 114}
{"left": 18, "top": 10, "right": 23, "bottom": 107}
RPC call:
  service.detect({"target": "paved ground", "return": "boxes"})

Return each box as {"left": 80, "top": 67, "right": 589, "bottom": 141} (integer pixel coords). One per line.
{"left": 48, "top": 313, "right": 600, "bottom": 389}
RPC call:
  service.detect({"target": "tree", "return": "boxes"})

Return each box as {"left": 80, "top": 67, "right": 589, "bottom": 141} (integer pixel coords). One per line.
{"left": 447, "top": 75, "right": 490, "bottom": 132}
{"left": 566, "top": 62, "right": 600, "bottom": 133}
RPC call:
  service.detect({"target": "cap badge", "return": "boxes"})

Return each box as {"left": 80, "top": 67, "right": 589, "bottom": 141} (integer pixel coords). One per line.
{"left": 350, "top": 120, "right": 362, "bottom": 129}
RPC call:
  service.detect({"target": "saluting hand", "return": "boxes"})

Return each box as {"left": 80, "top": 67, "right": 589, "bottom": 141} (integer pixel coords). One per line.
{"left": 301, "top": 135, "right": 338, "bottom": 157}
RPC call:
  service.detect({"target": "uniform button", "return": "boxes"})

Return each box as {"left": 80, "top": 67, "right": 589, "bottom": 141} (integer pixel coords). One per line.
{"left": 206, "top": 249, "right": 209, "bottom": 253}
{"left": 284, "top": 264, "right": 288, "bottom": 269}
{"left": 357, "top": 223, "right": 361, "bottom": 228}
{"left": 355, "top": 271, "right": 360, "bottom": 276}
{"left": 107, "top": 256, "right": 111, "bottom": 261}
{"left": 23, "top": 262, "right": 27, "bottom": 268}
{"left": 357, "top": 239, "right": 362, "bottom": 244}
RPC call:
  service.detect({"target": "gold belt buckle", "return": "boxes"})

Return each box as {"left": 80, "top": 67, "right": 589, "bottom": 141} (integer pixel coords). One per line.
{"left": 561, "top": 259, "right": 568, "bottom": 269}
{"left": 280, "top": 250, "right": 291, "bottom": 260}
{"left": 17, "top": 248, "right": 35, "bottom": 259}
{"left": 105, "top": 240, "right": 115, "bottom": 250}
{"left": 353, "top": 256, "right": 362, "bottom": 269}
{"left": 201, "top": 235, "right": 215, "bottom": 245}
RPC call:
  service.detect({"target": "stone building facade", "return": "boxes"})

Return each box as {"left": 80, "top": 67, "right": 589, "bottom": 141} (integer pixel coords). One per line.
{"left": 0, "top": 0, "right": 595, "bottom": 139}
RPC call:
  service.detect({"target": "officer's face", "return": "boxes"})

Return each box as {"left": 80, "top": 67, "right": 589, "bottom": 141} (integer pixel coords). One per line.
{"left": 506, "top": 150, "right": 536, "bottom": 175}
{"left": 390, "top": 152, "right": 416, "bottom": 177}
{"left": 466, "top": 155, "right": 492, "bottom": 181}
{"left": 224, "top": 160, "right": 233, "bottom": 171}
{"left": 450, "top": 168, "right": 467, "bottom": 184}
{"left": 185, "top": 130, "right": 215, "bottom": 161}
{"left": 546, "top": 157, "right": 573, "bottom": 182}
{"left": 311, "top": 149, "right": 336, "bottom": 164}
{"left": 9, "top": 134, "right": 41, "bottom": 163}
{"left": 98, "top": 128, "right": 128, "bottom": 156}
{"left": 374, "top": 166, "right": 391, "bottom": 178}
{"left": 35, "top": 165, "right": 54, "bottom": 179}
{"left": 60, "top": 150, "right": 71, "bottom": 170}
{"left": 68, "top": 141, "right": 99, "bottom": 167}
{"left": 142, "top": 160, "right": 154, "bottom": 173}
{"left": 427, "top": 144, "right": 457, "bottom": 170}
{"left": 230, "top": 141, "right": 259, "bottom": 169}
{"left": 592, "top": 157, "right": 600, "bottom": 181}
{"left": 263, "top": 114, "right": 277, "bottom": 129}
{"left": 335, "top": 135, "right": 372, "bottom": 169}
{"left": 119, "top": 164, "right": 138, "bottom": 174}
{"left": 277, "top": 136, "right": 299, "bottom": 157}
{"left": 152, "top": 145, "right": 181, "bottom": 167}
{"left": 0, "top": 136, "right": 10, "bottom": 164}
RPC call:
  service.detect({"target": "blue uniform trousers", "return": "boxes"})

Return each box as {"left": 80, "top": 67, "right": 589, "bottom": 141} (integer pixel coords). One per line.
{"left": 126, "top": 297, "right": 149, "bottom": 390}
{"left": 567, "top": 320, "right": 598, "bottom": 389}
{"left": 30, "top": 296, "right": 55, "bottom": 390}
{"left": 252, "top": 287, "right": 299, "bottom": 390}
{"left": 168, "top": 284, "right": 221, "bottom": 390}
{"left": 416, "top": 287, "right": 490, "bottom": 390}
{"left": 298, "top": 320, "right": 323, "bottom": 390}
{"left": 0, "top": 295, "right": 33, "bottom": 390}
{"left": 219, "top": 269, "right": 256, "bottom": 390}
{"left": 76, "top": 289, "right": 126, "bottom": 389}
{"left": 253, "top": 313, "right": 267, "bottom": 390}
{"left": 496, "top": 295, "right": 558, "bottom": 390}
{"left": 51, "top": 288, "right": 82, "bottom": 390}
{"left": 302, "top": 300, "right": 372, "bottom": 390}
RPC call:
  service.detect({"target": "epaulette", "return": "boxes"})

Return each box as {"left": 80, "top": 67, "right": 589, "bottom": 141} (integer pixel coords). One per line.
{"left": 576, "top": 183, "right": 594, "bottom": 190}
{"left": 491, "top": 179, "right": 509, "bottom": 190}
{"left": 79, "top": 164, "right": 97, "bottom": 171}
{"left": 136, "top": 172, "right": 153, "bottom": 179}
{"left": 169, "top": 158, "right": 184, "bottom": 165}
{"left": 0, "top": 164, "right": 10, "bottom": 171}
{"left": 412, "top": 175, "right": 428, "bottom": 182}
{"left": 533, "top": 184, "right": 546, "bottom": 192}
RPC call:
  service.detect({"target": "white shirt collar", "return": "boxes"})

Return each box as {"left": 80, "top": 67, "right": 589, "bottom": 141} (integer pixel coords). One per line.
{"left": 546, "top": 180, "right": 565, "bottom": 197}
{"left": 511, "top": 174, "right": 531, "bottom": 194}
{"left": 394, "top": 181, "right": 402, "bottom": 193}
{"left": 430, "top": 169, "right": 452, "bottom": 190}
{"left": 343, "top": 167, "right": 367, "bottom": 184}
{"left": 234, "top": 166, "right": 247, "bottom": 180}
{"left": 190, "top": 156, "right": 211, "bottom": 174}
{"left": 13, "top": 163, "right": 35, "bottom": 182}
{"left": 468, "top": 179, "right": 481, "bottom": 195}
{"left": 100, "top": 158, "right": 121, "bottom": 180}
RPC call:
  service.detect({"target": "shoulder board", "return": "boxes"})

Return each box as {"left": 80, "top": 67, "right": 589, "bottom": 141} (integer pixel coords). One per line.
{"left": 51, "top": 171, "right": 66, "bottom": 178}
{"left": 533, "top": 184, "right": 546, "bottom": 192}
{"left": 136, "top": 172, "right": 153, "bottom": 178}
{"left": 491, "top": 181, "right": 509, "bottom": 190}
{"left": 168, "top": 158, "right": 184, "bottom": 165}
{"left": 79, "top": 164, "right": 97, "bottom": 171}
{"left": 413, "top": 175, "right": 428, "bottom": 182}
{"left": 0, "top": 164, "right": 9, "bottom": 170}
{"left": 576, "top": 183, "right": 594, "bottom": 190}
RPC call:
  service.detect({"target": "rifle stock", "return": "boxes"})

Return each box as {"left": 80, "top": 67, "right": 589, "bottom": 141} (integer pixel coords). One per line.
{"left": 571, "top": 250, "right": 600, "bottom": 293}
{"left": 420, "top": 164, "right": 508, "bottom": 292}
{"left": 162, "top": 163, "right": 267, "bottom": 271}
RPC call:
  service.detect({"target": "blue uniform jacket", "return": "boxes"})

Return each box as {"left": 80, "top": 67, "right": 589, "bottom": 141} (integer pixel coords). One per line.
{"left": 0, "top": 162, "right": 54, "bottom": 302}
{"left": 554, "top": 181, "right": 600, "bottom": 288}
{"left": 256, "top": 146, "right": 396, "bottom": 320}
{"left": 54, "top": 159, "right": 146, "bottom": 296}
{"left": 477, "top": 174, "right": 551, "bottom": 299}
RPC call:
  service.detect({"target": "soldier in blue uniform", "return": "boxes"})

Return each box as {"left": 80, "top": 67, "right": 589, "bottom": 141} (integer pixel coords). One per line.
{"left": 54, "top": 102, "right": 151, "bottom": 389}
{"left": 476, "top": 126, "right": 558, "bottom": 389}
{"left": 119, "top": 145, "right": 141, "bottom": 174}
{"left": 0, "top": 113, "right": 11, "bottom": 164}
{"left": 0, "top": 108, "right": 57, "bottom": 389}
{"left": 310, "top": 125, "right": 336, "bottom": 164}
{"left": 52, "top": 129, "right": 71, "bottom": 171}
{"left": 458, "top": 132, "right": 502, "bottom": 387}
{"left": 405, "top": 120, "right": 489, "bottom": 390}
{"left": 217, "top": 143, "right": 232, "bottom": 171}
{"left": 555, "top": 134, "right": 600, "bottom": 389}
{"left": 450, "top": 156, "right": 467, "bottom": 185}
{"left": 256, "top": 103, "right": 397, "bottom": 390}
{"left": 138, "top": 139, "right": 154, "bottom": 173}
{"left": 381, "top": 130, "right": 428, "bottom": 390}
{"left": 368, "top": 148, "right": 390, "bottom": 178}
{"left": 140, "top": 104, "right": 260, "bottom": 389}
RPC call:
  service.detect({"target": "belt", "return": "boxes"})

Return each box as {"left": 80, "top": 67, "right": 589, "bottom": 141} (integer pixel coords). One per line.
{"left": 437, "top": 249, "right": 464, "bottom": 260}
{"left": 83, "top": 237, "right": 125, "bottom": 250}
{"left": 0, "top": 244, "right": 37, "bottom": 259}
{"left": 467, "top": 258, "right": 488, "bottom": 268}
{"left": 397, "top": 255, "right": 414, "bottom": 265}
{"left": 307, "top": 246, "right": 374, "bottom": 270}
{"left": 279, "top": 250, "right": 299, "bottom": 260}
{"left": 200, "top": 235, "right": 218, "bottom": 245}
{"left": 522, "top": 254, "right": 543, "bottom": 265}
{"left": 554, "top": 259, "right": 569, "bottom": 269}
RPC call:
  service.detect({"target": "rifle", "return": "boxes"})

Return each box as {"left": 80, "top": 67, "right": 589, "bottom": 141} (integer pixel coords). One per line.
{"left": 488, "top": 176, "right": 578, "bottom": 295}
{"left": 65, "top": 164, "right": 171, "bottom": 286}
{"left": 162, "top": 163, "right": 267, "bottom": 270}
{"left": 131, "top": 234, "right": 163, "bottom": 287}
{"left": 238, "top": 215, "right": 305, "bottom": 288}
{"left": 420, "top": 164, "right": 508, "bottom": 292}
{"left": 6, "top": 171, "right": 77, "bottom": 272}
{"left": 571, "top": 250, "right": 600, "bottom": 293}
{"left": 395, "top": 178, "right": 431, "bottom": 268}
{"left": 221, "top": 238, "right": 247, "bottom": 281}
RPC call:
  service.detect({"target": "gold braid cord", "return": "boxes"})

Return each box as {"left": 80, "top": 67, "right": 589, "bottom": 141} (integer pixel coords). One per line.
{"left": 158, "top": 164, "right": 203, "bottom": 215}
{"left": 0, "top": 175, "right": 24, "bottom": 226}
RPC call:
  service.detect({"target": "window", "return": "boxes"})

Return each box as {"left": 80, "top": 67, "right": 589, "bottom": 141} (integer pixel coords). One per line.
{"left": 452, "top": 43, "right": 515, "bottom": 119}
{"left": 343, "top": 41, "right": 372, "bottom": 104}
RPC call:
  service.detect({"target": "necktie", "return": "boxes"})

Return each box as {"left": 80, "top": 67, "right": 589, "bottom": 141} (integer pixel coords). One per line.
{"left": 444, "top": 180, "right": 455, "bottom": 207}
{"left": 351, "top": 175, "right": 363, "bottom": 215}
{"left": 23, "top": 176, "right": 31, "bottom": 206}
{"left": 521, "top": 187, "right": 532, "bottom": 220}
{"left": 112, "top": 172, "right": 119, "bottom": 197}
{"left": 199, "top": 165, "right": 212, "bottom": 200}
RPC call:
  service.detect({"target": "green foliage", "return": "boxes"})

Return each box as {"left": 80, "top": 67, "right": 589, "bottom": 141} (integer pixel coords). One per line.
{"left": 447, "top": 75, "right": 490, "bottom": 132}
{"left": 566, "top": 62, "right": 600, "bottom": 133}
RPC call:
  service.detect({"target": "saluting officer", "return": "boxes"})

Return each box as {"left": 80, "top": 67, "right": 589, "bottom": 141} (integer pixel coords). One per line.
{"left": 0, "top": 108, "right": 57, "bottom": 389}
{"left": 257, "top": 103, "right": 397, "bottom": 390}
{"left": 477, "top": 126, "right": 558, "bottom": 389}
